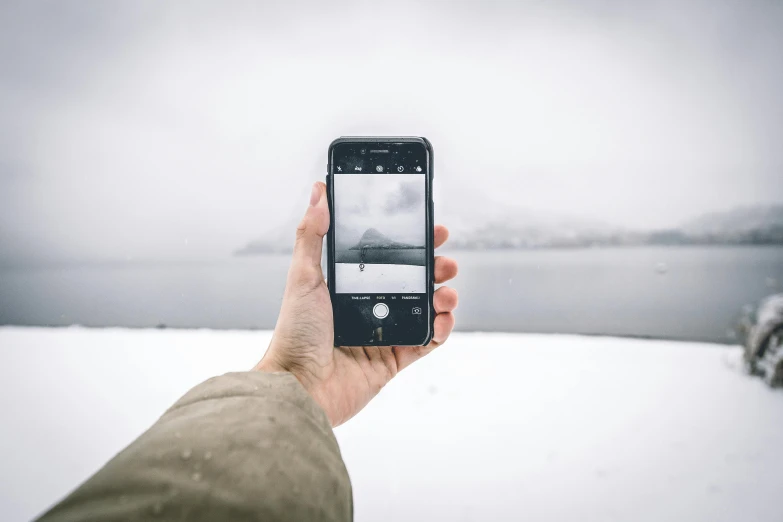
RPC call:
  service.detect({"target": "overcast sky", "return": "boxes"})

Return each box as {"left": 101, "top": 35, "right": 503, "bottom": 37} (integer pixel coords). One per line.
{"left": 335, "top": 174, "right": 425, "bottom": 249}
{"left": 1, "top": 0, "right": 781, "bottom": 264}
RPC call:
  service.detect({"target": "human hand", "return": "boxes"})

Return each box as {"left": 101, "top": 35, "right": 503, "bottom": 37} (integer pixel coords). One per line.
{"left": 254, "top": 181, "right": 459, "bottom": 427}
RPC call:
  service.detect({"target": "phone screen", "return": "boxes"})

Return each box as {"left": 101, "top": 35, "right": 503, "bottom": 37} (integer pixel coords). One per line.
{"left": 329, "top": 140, "right": 431, "bottom": 345}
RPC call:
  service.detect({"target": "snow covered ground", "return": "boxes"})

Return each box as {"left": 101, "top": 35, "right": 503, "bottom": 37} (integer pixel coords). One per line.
{"left": 0, "top": 327, "right": 781, "bottom": 522}
{"left": 335, "top": 262, "right": 427, "bottom": 293}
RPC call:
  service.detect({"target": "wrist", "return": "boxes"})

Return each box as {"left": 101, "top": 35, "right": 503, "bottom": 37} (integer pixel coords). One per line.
{"left": 253, "top": 356, "right": 287, "bottom": 374}
{"left": 254, "top": 359, "right": 339, "bottom": 426}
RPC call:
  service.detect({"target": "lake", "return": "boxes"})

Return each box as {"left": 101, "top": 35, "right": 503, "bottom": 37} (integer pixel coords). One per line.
{"left": 1, "top": 246, "right": 781, "bottom": 343}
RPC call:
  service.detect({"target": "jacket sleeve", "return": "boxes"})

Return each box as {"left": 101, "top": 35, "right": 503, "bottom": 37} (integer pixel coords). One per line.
{"left": 37, "top": 371, "right": 353, "bottom": 522}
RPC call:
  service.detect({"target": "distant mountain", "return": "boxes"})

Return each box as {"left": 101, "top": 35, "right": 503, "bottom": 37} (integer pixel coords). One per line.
{"left": 670, "top": 205, "right": 783, "bottom": 246}
{"left": 446, "top": 220, "right": 623, "bottom": 250}
{"left": 233, "top": 223, "right": 295, "bottom": 256}
{"left": 682, "top": 205, "right": 783, "bottom": 236}
{"left": 234, "top": 204, "right": 783, "bottom": 255}
{"left": 234, "top": 239, "right": 292, "bottom": 256}
{"left": 443, "top": 204, "right": 783, "bottom": 250}
{"left": 349, "top": 228, "right": 422, "bottom": 250}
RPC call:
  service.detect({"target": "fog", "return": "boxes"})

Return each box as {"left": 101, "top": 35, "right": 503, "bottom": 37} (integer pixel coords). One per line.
{"left": 1, "top": 0, "right": 782, "bottom": 265}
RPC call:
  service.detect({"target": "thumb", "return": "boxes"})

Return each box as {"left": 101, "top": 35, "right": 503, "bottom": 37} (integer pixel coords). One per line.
{"left": 293, "top": 181, "right": 330, "bottom": 267}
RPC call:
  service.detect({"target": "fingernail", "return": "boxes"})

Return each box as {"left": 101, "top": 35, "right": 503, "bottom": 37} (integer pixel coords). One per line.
{"left": 309, "top": 182, "right": 321, "bottom": 206}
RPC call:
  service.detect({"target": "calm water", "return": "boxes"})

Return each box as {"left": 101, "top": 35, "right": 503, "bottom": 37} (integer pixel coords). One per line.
{"left": 1, "top": 247, "right": 781, "bottom": 343}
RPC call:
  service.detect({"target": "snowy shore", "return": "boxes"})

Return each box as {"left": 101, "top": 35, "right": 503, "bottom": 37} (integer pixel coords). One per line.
{"left": 1, "top": 327, "right": 781, "bottom": 521}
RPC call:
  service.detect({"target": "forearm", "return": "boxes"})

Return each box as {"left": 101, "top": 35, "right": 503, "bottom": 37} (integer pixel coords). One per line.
{"left": 38, "top": 372, "right": 352, "bottom": 522}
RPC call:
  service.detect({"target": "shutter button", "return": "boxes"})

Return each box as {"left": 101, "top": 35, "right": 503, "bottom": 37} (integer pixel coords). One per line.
{"left": 372, "top": 303, "right": 389, "bottom": 319}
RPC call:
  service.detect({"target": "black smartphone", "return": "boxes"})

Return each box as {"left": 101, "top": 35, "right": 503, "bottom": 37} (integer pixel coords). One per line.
{"left": 326, "top": 137, "right": 434, "bottom": 346}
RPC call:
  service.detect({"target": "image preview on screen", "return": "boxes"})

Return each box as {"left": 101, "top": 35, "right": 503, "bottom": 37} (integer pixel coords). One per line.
{"left": 334, "top": 173, "right": 426, "bottom": 294}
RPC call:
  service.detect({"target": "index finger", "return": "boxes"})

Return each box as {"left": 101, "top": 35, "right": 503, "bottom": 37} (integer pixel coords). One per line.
{"left": 434, "top": 225, "right": 449, "bottom": 249}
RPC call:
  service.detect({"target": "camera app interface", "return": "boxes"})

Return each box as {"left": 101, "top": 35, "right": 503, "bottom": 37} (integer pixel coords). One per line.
{"left": 331, "top": 143, "right": 428, "bottom": 342}
{"left": 334, "top": 173, "right": 425, "bottom": 293}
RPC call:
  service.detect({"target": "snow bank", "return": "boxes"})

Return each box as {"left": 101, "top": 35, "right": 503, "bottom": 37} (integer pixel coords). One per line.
{"left": 0, "top": 327, "right": 781, "bottom": 521}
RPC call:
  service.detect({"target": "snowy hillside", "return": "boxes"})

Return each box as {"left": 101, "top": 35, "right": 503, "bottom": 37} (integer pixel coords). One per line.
{"left": 1, "top": 327, "right": 781, "bottom": 521}
{"left": 683, "top": 205, "right": 783, "bottom": 235}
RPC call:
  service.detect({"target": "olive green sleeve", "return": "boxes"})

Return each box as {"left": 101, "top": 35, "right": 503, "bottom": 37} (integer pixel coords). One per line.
{"left": 37, "top": 372, "right": 352, "bottom": 522}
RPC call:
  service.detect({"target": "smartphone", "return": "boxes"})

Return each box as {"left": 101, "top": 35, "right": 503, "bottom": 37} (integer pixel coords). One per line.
{"left": 326, "top": 137, "right": 434, "bottom": 346}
